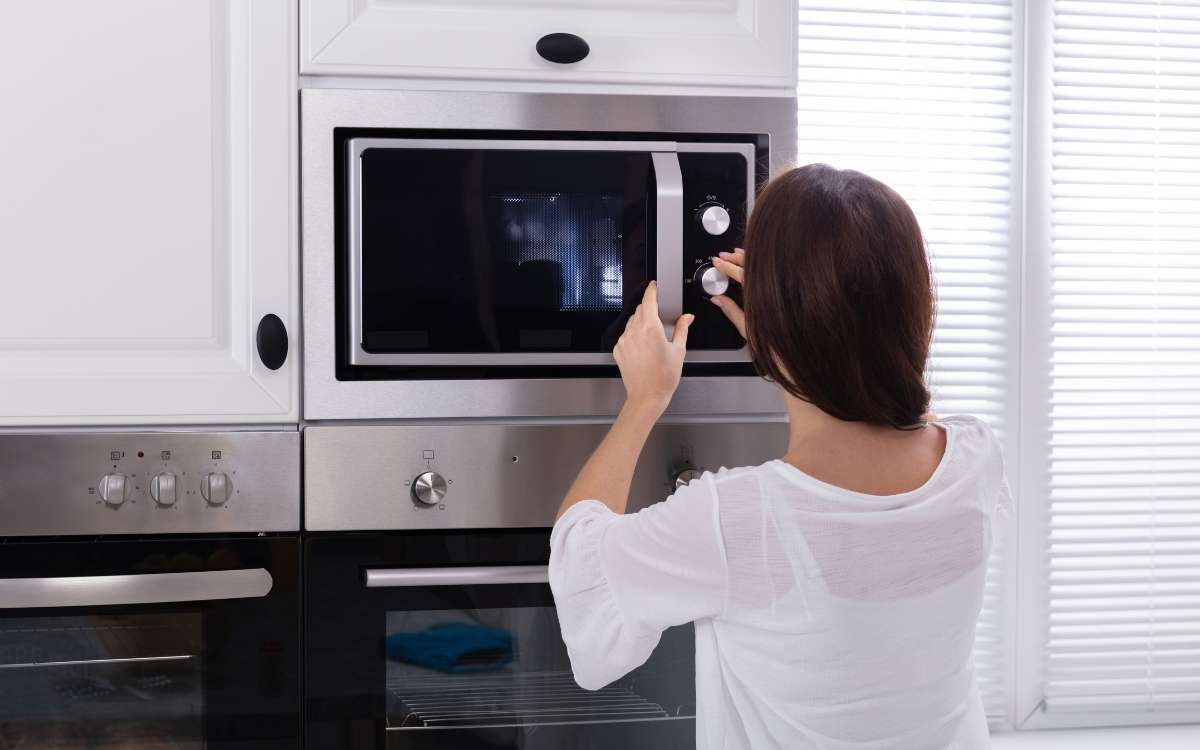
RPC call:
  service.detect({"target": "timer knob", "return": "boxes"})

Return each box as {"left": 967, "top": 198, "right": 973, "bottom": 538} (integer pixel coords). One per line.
{"left": 699, "top": 204, "right": 731, "bottom": 236}
{"left": 693, "top": 263, "right": 730, "bottom": 297}
{"left": 99, "top": 473, "right": 130, "bottom": 507}
{"left": 412, "top": 471, "right": 448, "bottom": 506}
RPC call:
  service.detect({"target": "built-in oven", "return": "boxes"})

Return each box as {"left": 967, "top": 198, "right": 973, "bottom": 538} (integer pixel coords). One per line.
{"left": 0, "top": 431, "right": 300, "bottom": 749}
{"left": 303, "top": 419, "right": 787, "bottom": 749}
{"left": 302, "top": 89, "right": 797, "bottom": 420}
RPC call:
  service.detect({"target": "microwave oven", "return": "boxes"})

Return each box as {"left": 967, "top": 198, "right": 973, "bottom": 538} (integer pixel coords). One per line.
{"left": 302, "top": 89, "right": 797, "bottom": 420}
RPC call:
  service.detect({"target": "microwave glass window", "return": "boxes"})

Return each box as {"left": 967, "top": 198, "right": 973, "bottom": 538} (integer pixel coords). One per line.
{"left": 0, "top": 613, "right": 203, "bottom": 749}
{"left": 383, "top": 606, "right": 694, "bottom": 748}
{"left": 357, "top": 148, "right": 653, "bottom": 354}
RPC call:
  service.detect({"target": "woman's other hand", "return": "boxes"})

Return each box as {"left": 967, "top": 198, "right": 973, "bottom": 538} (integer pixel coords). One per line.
{"left": 614, "top": 281, "right": 694, "bottom": 412}
{"left": 710, "top": 248, "right": 746, "bottom": 337}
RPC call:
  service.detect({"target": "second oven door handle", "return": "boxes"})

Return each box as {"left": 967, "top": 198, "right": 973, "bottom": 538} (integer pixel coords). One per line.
{"left": 364, "top": 565, "right": 549, "bottom": 588}
{"left": 0, "top": 569, "right": 274, "bottom": 609}
{"left": 650, "top": 151, "right": 684, "bottom": 338}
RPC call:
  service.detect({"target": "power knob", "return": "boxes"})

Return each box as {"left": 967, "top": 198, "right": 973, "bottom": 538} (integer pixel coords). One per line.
{"left": 150, "top": 472, "right": 177, "bottom": 507}
{"left": 698, "top": 204, "right": 731, "bottom": 236}
{"left": 671, "top": 465, "right": 704, "bottom": 489}
{"left": 412, "top": 471, "right": 448, "bottom": 506}
{"left": 693, "top": 263, "right": 730, "bottom": 297}
{"left": 99, "top": 473, "right": 131, "bottom": 507}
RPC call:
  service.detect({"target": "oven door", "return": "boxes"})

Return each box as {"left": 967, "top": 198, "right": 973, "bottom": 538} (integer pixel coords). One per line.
{"left": 0, "top": 536, "right": 299, "bottom": 749}
{"left": 348, "top": 139, "right": 684, "bottom": 368}
{"left": 306, "top": 532, "right": 695, "bottom": 750}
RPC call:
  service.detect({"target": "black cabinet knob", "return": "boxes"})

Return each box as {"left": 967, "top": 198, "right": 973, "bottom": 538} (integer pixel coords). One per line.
{"left": 256, "top": 314, "right": 288, "bottom": 371}
{"left": 536, "top": 33, "right": 589, "bottom": 64}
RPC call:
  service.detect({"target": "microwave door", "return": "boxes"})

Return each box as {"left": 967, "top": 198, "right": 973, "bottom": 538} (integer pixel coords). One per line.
{"left": 348, "top": 140, "right": 682, "bottom": 367}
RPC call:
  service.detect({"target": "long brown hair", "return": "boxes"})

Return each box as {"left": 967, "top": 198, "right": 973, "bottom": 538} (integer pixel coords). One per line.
{"left": 743, "top": 164, "right": 934, "bottom": 428}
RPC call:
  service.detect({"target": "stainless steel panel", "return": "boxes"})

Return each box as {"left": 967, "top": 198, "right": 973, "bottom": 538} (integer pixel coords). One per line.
{"left": 364, "top": 566, "right": 549, "bottom": 588}
{"left": 301, "top": 88, "right": 796, "bottom": 420}
{"left": 0, "top": 569, "right": 273, "bottom": 609}
{"left": 0, "top": 431, "right": 300, "bottom": 535}
{"left": 304, "top": 420, "right": 789, "bottom": 531}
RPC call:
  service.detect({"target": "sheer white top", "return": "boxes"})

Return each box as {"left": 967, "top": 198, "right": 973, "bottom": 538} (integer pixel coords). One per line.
{"left": 549, "top": 415, "right": 1011, "bottom": 750}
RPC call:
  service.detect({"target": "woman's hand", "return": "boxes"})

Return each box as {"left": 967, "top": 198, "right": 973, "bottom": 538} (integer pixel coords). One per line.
{"left": 613, "top": 282, "right": 694, "bottom": 412}
{"left": 710, "top": 248, "right": 746, "bottom": 337}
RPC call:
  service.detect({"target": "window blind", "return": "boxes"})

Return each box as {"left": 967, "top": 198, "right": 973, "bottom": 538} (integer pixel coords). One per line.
{"left": 796, "top": 0, "right": 1015, "bottom": 726}
{"left": 1044, "top": 0, "right": 1200, "bottom": 718}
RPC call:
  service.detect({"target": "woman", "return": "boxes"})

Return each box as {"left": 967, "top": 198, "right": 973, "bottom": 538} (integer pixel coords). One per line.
{"left": 549, "top": 164, "right": 1011, "bottom": 749}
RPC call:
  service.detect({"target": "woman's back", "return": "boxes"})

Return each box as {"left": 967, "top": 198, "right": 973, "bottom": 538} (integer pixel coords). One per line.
{"left": 550, "top": 416, "right": 1010, "bottom": 749}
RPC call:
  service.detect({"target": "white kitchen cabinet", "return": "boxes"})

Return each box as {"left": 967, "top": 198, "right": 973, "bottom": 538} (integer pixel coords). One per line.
{"left": 300, "top": 0, "right": 796, "bottom": 92}
{"left": 0, "top": 0, "right": 298, "bottom": 425}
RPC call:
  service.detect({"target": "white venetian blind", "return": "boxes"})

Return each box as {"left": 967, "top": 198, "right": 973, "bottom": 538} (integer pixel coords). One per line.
{"left": 1044, "top": 0, "right": 1200, "bottom": 718}
{"left": 796, "top": 0, "right": 1015, "bottom": 725}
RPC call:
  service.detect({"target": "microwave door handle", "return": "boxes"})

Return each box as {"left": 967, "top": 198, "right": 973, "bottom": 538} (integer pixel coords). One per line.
{"left": 650, "top": 152, "right": 684, "bottom": 338}
{"left": 0, "top": 569, "right": 273, "bottom": 609}
{"left": 364, "top": 565, "right": 549, "bottom": 588}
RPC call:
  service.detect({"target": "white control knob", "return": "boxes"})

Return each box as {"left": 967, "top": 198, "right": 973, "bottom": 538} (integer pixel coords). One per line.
{"left": 99, "top": 473, "right": 130, "bottom": 507}
{"left": 201, "top": 472, "right": 230, "bottom": 506}
{"left": 150, "top": 472, "right": 177, "bottom": 507}
{"left": 673, "top": 467, "right": 703, "bottom": 489}
{"left": 693, "top": 264, "right": 730, "bottom": 296}
{"left": 699, "top": 205, "right": 731, "bottom": 236}
{"left": 412, "top": 471, "right": 448, "bottom": 506}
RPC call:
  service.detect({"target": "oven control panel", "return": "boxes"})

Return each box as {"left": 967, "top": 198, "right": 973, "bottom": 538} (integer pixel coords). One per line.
{"left": 304, "top": 421, "right": 787, "bottom": 531}
{"left": 0, "top": 431, "right": 299, "bottom": 537}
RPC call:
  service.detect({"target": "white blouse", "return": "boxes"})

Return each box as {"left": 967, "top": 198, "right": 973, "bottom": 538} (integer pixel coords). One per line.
{"left": 549, "top": 415, "right": 1011, "bottom": 750}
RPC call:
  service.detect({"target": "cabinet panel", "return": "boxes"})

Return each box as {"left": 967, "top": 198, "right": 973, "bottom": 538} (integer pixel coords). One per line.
{"left": 300, "top": 0, "right": 796, "bottom": 90}
{"left": 0, "top": 0, "right": 297, "bottom": 425}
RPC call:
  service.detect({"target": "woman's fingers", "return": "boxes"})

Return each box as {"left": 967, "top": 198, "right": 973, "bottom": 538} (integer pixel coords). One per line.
{"left": 709, "top": 294, "right": 746, "bottom": 337}
{"left": 712, "top": 254, "right": 744, "bottom": 284}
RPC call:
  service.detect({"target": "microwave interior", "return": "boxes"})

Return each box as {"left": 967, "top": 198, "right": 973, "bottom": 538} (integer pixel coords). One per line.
{"left": 334, "top": 129, "right": 768, "bottom": 381}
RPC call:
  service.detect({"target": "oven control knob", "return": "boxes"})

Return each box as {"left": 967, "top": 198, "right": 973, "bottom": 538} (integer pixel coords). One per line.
{"left": 412, "top": 471, "right": 448, "bottom": 506}
{"left": 200, "top": 472, "right": 231, "bottom": 506}
{"left": 150, "top": 472, "right": 177, "bottom": 507}
{"left": 693, "top": 264, "right": 730, "bottom": 297}
{"left": 699, "top": 204, "right": 731, "bottom": 236}
{"left": 673, "top": 467, "right": 704, "bottom": 489}
{"left": 99, "top": 473, "right": 131, "bottom": 506}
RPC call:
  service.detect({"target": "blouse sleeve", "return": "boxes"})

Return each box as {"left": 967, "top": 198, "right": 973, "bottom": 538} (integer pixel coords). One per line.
{"left": 548, "top": 474, "right": 729, "bottom": 690}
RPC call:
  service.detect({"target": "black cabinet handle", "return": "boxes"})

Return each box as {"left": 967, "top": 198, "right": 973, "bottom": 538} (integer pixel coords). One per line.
{"left": 256, "top": 314, "right": 288, "bottom": 371}
{"left": 536, "top": 33, "right": 589, "bottom": 64}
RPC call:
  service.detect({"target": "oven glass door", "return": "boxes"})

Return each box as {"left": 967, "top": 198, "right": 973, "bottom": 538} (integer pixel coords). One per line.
{"left": 349, "top": 140, "right": 678, "bottom": 366}
{"left": 0, "top": 537, "right": 299, "bottom": 749}
{"left": 306, "top": 532, "right": 695, "bottom": 750}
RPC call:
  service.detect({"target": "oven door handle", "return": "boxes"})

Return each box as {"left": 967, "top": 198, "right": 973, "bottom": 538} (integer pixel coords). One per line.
{"left": 0, "top": 569, "right": 274, "bottom": 609}
{"left": 364, "top": 565, "right": 549, "bottom": 588}
{"left": 650, "top": 151, "right": 684, "bottom": 339}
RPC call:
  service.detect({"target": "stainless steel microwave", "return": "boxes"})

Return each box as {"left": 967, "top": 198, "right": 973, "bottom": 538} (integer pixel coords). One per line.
{"left": 302, "top": 89, "right": 797, "bottom": 420}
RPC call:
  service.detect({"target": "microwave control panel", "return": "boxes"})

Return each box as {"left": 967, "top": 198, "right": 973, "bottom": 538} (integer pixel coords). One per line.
{"left": 0, "top": 431, "right": 300, "bottom": 536}
{"left": 678, "top": 150, "right": 751, "bottom": 351}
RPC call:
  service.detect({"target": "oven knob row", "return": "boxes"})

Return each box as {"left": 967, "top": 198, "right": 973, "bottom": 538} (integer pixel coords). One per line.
{"left": 412, "top": 471, "right": 448, "bottom": 506}
{"left": 99, "top": 471, "right": 228, "bottom": 507}
{"left": 699, "top": 204, "right": 731, "bottom": 236}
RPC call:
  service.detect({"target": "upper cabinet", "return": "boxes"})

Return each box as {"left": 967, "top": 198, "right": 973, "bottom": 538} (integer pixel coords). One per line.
{"left": 0, "top": 0, "right": 298, "bottom": 426}
{"left": 300, "top": 0, "right": 797, "bottom": 92}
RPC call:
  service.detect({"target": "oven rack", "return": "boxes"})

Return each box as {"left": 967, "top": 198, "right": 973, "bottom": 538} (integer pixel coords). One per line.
{"left": 387, "top": 669, "right": 682, "bottom": 729}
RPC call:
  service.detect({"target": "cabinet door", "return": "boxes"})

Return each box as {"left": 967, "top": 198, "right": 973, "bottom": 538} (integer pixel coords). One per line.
{"left": 0, "top": 0, "right": 297, "bottom": 425}
{"left": 300, "top": 0, "right": 796, "bottom": 91}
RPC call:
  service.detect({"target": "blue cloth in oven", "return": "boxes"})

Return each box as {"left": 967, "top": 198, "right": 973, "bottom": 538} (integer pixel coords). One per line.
{"left": 385, "top": 622, "right": 514, "bottom": 673}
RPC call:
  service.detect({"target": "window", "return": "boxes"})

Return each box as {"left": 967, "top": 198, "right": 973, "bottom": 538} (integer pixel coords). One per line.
{"left": 797, "top": 0, "right": 1200, "bottom": 733}
{"left": 1033, "top": 0, "right": 1200, "bottom": 728}
{"left": 796, "top": 0, "right": 1018, "bottom": 727}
